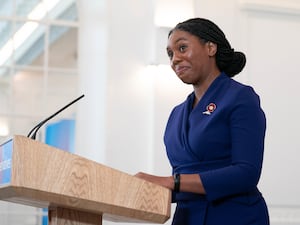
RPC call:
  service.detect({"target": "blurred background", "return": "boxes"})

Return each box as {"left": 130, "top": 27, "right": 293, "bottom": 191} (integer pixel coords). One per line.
{"left": 0, "top": 0, "right": 299, "bottom": 224}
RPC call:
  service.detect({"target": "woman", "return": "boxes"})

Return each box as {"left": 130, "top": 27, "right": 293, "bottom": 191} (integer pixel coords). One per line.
{"left": 136, "top": 18, "right": 269, "bottom": 225}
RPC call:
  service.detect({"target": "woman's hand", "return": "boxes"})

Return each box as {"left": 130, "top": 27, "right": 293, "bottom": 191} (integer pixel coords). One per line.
{"left": 135, "top": 172, "right": 206, "bottom": 194}
{"left": 134, "top": 172, "right": 173, "bottom": 190}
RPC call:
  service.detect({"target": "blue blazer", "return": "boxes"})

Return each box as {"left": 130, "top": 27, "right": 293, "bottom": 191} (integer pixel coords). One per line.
{"left": 164, "top": 73, "right": 269, "bottom": 224}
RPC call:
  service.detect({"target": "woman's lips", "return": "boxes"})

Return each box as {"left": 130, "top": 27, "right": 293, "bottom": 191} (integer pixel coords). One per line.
{"left": 175, "top": 66, "right": 189, "bottom": 75}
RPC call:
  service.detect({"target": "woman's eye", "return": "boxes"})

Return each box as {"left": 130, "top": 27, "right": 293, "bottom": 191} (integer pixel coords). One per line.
{"left": 167, "top": 51, "right": 173, "bottom": 59}
{"left": 179, "top": 45, "right": 186, "bottom": 52}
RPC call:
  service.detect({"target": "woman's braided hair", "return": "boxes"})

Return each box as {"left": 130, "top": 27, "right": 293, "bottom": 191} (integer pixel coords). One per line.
{"left": 169, "top": 18, "right": 246, "bottom": 77}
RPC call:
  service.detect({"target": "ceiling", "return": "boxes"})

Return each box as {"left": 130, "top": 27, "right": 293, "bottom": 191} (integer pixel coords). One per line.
{"left": 0, "top": 0, "right": 78, "bottom": 72}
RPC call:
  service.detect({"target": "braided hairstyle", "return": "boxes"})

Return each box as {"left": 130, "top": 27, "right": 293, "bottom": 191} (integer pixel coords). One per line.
{"left": 169, "top": 18, "right": 246, "bottom": 77}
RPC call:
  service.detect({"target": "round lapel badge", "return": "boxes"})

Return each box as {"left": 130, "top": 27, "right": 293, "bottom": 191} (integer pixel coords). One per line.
{"left": 203, "top": 103, "right": 217, "bottom": 115}
{"left": 207, "top": 103, "right": 216, "bottom": 113}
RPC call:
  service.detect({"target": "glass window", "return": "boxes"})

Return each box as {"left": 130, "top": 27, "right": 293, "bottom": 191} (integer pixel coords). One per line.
{"left": 0, "top": 1, "right": 13, "bottom": 17}
{"left": 14, "top": 22, "right": 46, "bottom": 67}
{"left": 0, "top": 0, "right": 78, "bottom": 139}
{"left": 48, "top": 25, "right": 78, "bottom": 69}
{"left": 0, "top": 2, "right": 79, "bottom": 223}
{"left": 0, "top": 20, "right": 13, "bottom": 67}
{"left": 16, "top": 0, "right": 41, "bottom": 18}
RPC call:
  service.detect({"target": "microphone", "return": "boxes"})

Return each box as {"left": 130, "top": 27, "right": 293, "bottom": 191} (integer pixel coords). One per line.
{"left": 27, "top": 94, "right": 85, "bottom": 140}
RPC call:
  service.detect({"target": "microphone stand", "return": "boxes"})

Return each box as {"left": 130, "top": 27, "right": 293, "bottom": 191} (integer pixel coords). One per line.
{"left": 27, "top": 94, "right": 85, "bottom": 140}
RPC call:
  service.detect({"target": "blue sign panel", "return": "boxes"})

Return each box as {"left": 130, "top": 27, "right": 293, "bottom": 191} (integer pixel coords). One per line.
{"left": 0, "top": 139, "right": 13, "bottom": 186}
{"left": 45, "top": 119, "right": 75, "bottom": 153}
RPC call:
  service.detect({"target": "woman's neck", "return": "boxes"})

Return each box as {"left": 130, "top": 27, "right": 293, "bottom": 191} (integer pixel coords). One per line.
{"left": 192, "top": 70, "right": 221, "bottom": 108}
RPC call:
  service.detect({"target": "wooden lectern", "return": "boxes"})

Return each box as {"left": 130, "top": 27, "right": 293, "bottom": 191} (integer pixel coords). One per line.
{"left": 0, "top": 135, "right": 171, "bottom": 225}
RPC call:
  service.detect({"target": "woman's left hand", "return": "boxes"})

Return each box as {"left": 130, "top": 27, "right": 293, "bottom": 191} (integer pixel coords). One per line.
{"left": 134, "top": 172, "right": 173, "bottom": 190}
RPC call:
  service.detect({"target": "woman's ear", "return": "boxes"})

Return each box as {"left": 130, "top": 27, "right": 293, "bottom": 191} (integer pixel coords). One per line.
{"left": 207, "top": 41, "right": 217, "bottom": 56}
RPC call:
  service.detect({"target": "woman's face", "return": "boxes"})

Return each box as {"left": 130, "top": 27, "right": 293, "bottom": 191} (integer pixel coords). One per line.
{"left": 166, "top": 30, "right": 217, "bottom": 85}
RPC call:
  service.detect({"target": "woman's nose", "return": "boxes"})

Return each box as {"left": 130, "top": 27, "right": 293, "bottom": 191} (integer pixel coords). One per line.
{"left": 171, "top": 52, "right": 181, "bottom": 66}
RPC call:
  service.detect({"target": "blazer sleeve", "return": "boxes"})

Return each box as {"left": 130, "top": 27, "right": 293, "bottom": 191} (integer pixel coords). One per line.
{"left": 200, "top": 86, "right": 266, "bottom": 202}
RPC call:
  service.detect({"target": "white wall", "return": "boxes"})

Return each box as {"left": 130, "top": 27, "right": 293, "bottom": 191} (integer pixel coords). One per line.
{"left": 75, "top": 0, "right": 300, "bottom": 224}
{"left": 196, "top": 1, "right": 300, "bottom": 223}
{"left": 239, "top": 3, "right": 300, "bottom": 224}
{"left": 75, "top": 0, "right": 108, "bottom": 163}
{"left": 104, "top": 0, "right": 157, "bottom": 174}
{"left": 76, "top": 1, "right": 175, "bottom": 224}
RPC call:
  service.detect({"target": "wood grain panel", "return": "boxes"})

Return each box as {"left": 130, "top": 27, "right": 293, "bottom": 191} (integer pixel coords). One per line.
{"left": 0, "top": 135, "right": 171, "bottom": 223}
